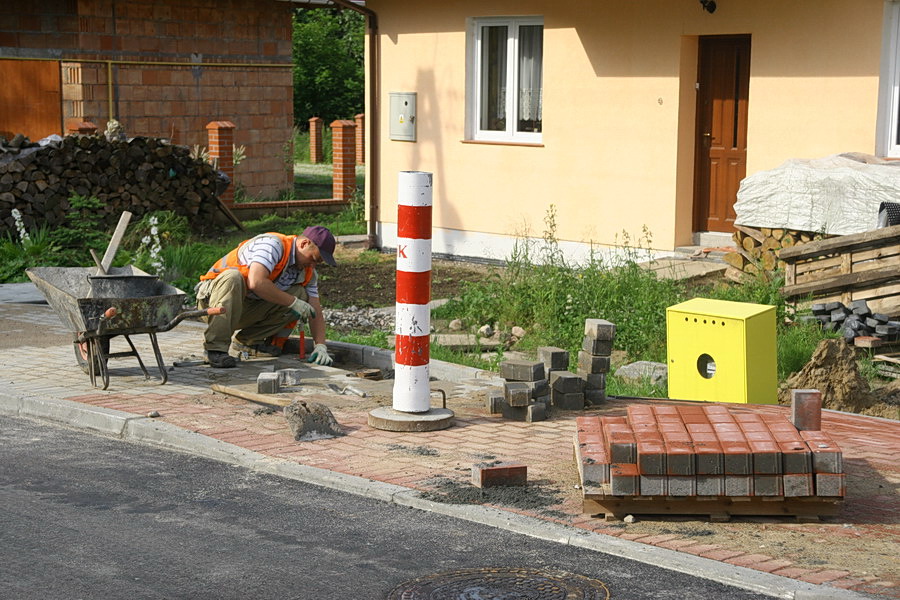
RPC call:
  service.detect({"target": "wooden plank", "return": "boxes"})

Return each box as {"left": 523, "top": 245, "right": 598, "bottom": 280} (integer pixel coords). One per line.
{"left": 100, "top": 211, "right": 132, "bottom": 273}
{"left": 785, "top": 262, "right": 796, "bottom": 287}
{"left": 582, "top": 493, "right": 841, "bottom": 519}
{"left": 779, "top": 224, "right": 900, "bottom": 261}
{"left": 734, "top": 224, "right": 765, "bottom": 243}
{"left": 210, "top": 383, "right": 292, "bottom": 407}
{"left": 792, "top": 244, "right": 900, "bottom": 277}
{"left": 781, "top": 265, "right": 900, "bottom": 298}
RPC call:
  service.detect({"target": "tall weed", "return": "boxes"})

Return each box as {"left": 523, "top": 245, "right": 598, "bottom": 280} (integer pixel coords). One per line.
{"left": 435, "top": 208, "right": 685, "bottom": 362}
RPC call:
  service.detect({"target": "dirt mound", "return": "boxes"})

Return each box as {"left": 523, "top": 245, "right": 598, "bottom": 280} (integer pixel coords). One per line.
{"left": 779, "top": 338, "right": 877, "bottom": 413}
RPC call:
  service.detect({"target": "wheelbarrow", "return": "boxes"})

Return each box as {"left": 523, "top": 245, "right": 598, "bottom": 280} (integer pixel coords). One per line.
{"left": 26, "top": 265, "right": 224, "bottom": 390}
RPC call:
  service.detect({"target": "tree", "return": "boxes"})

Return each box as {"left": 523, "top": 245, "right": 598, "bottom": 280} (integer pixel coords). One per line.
{"left": 292, "top": 8, "right": 365, "bottom": 128}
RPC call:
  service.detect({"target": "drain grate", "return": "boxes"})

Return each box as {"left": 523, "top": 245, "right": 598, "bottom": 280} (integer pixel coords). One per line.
{"left": 387, "top": 567, "right": 610, "bottom": 599}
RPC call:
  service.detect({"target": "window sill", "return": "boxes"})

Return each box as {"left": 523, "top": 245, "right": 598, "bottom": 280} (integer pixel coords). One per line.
{"left": 461, "top": 139, "right": 544, "bottom": 148}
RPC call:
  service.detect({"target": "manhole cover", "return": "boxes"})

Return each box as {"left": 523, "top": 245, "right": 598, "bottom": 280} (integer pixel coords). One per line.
{"left": 387, "top": 567, "right": 610, "bottom": 599}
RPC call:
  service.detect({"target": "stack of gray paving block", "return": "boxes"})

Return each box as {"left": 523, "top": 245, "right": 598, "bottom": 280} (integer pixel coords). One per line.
{"left": 803, "top": 300, "right": 900, "bottom": 342}
{"left": 538, "top": 346, "right": 583, "bottom": 411}
{"left": 579, "top": 319, "right": 616, "bottom": 405}
{"left": 496, "top": 359, "right": 549, "bottom": 422}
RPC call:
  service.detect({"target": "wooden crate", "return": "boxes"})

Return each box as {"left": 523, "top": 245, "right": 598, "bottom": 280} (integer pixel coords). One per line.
{"left": 780, "top": 224, "right": 900, "bottom": 317}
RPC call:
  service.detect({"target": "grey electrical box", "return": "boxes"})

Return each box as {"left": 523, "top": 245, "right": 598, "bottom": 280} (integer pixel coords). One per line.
{"left": 389, "top": 92, "right": 417, "bottom": 141}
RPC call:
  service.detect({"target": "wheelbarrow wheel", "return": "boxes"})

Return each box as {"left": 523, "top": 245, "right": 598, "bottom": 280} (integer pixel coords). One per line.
{"left": 74, "top": 337, "right": 110, "bottom": 375}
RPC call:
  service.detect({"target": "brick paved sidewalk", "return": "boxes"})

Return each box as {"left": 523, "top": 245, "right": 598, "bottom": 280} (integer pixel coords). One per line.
{"left": 1, "top": 303, "right": 897, "bottom": 598}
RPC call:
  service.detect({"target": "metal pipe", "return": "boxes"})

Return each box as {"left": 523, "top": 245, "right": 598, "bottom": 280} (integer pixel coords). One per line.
{"left": 322, "top": 0, "right": 380, "bottom": 249}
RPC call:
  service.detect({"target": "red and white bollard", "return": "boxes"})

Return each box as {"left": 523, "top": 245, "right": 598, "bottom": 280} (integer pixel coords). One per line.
{"left": 393, "top": 171, "right": 432, "bottom": 413}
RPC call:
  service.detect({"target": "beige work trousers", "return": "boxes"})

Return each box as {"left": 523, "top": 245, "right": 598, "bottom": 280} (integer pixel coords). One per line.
{"left": 196, "top": 269, "right": 309, "bottom": 353}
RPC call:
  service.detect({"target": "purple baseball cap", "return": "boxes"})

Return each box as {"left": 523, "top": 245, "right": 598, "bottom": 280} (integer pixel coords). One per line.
{"left": 302, "top": 225, "right": 337, "bottom": 266}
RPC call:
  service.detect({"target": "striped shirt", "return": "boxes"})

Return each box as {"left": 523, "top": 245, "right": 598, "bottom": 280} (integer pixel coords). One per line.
{"left": 237, "top": 234, "right": 318, "bottom": 299}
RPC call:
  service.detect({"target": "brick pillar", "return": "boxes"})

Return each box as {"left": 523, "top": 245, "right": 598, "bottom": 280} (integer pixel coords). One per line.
{"left": 331, "top": 119, "right": 356, "bottom": 201}
{"left": 206, "top": 121, "right": 235, "bottom": 205}
{"left": 354, "top": 113, "right": 365, "bottom": 165}
{"left": 309, "top": 116, "right": 324, "bottom": 164}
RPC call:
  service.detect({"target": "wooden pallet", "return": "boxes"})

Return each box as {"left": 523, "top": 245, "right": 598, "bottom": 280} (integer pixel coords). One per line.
{"left": 582, "top": 485, "right": 842, "bottom": 522}
{"left": 780, "top": 223, "right": 900, "bottom": 316}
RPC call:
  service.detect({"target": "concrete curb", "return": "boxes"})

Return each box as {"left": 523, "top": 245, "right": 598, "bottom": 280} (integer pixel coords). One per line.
{"left": 0, "top": 391, "right": 876, "bottom": 600}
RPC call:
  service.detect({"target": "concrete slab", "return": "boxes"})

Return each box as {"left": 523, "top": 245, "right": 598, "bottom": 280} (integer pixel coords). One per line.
{"left": 0, "top": 282, "right": 47, "bottom": 304}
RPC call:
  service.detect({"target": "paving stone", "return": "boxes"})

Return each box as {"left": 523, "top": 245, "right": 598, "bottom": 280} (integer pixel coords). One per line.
{"left": 604, "top": 424, "right": 637, "bottom": 463}
{"left": 500, "top": 401, "right": 529, "bottom": 421}
{"left": 257, "top": 372, "right": 280, "bottom": 394}
{"left": 800, "top": 431, "right": 843, "bottom": 473}
{"left": 582, "top": 372, "right": 606, "bottom": 391}
{"left": 783, "top": 474, "right": 814, "bottom": 497}
{"left": 725, "top": 475, "right": 753, "bottom": 496}
{"left": 665, "top": 442, "right": 696, "bottom": 475}
{"left": 791, "top": 389, "right": 823, "bottom": 431}
{"left": 696, "top": 475, "right": 725, "bottom": 496}
{"left": 753, "top": 474, "right": 784, "bottom": 496}
{"left": 486, "top": 389, "right": 503, "bottom": 414}
{"left": 639, "top": 474, "right": 667, "bottom": 496}
{"left": 552, "top": 391, "right": 584, "bottom": 410}
{"left": 526, "top": 401, "right": 547, "bottom": 423}
{"left": 503, "top": 381, "right": 532, "bottom": 407}
{"left": 610, "top": 463, "right": 639, "bottom": 495}
{"left": 537, "top": 346, "right": 569, "bottom": 372}
{"left": 577, "top": 351, "right": 611, "bottom": 374}
{"left": 636, "top": 439, "right": 666, "bottom": 475}
{"left": 522, "top": 378, "right": 549, "bottom": 399}
{"left": 584, "top": 318, "right": 616, "bottom": 340}
{"left": 816, "top": 473, "right": 846, "bottom": 497}
{"left": 584, "top": 389, "right": 607, "bottom": 406}
{"left": 668, "top": 476, "right": 697, "bottom": 496}
{"left": 500, "top": 359, "right": 545, "bottom": 382}
{"left": 550, "top": 371, "right": 584, "bottom": 393}
{"left": 472, "top": 462, "right": 527, "bottom": 488}
{"left": 582, "top": 336, "right": 613, "bottom": 356}
{"left": 779, "top": 441, "right": 813, "bottom": 474}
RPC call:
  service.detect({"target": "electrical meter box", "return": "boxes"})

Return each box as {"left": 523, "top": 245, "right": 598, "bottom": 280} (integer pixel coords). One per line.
{"left": 666, "top": 298, "right": 777, "bottom": 404}
{"left": 389, "top": 92, "right": 417, "bottom": 141}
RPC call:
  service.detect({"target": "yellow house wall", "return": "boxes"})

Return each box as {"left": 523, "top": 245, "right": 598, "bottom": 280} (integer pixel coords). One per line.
{"left": 368, "top": 0, "right": 884, "bottom": 254}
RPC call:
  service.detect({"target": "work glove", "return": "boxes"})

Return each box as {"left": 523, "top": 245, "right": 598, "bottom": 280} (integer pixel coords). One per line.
{"left": 288, "top": 297, "right": 316, "bottom": 321}
{"left": 307, "top": 343, "right": 333, "bottom": 366}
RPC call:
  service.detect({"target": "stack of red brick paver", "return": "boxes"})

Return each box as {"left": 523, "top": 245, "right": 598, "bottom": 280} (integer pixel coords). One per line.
{"left": 574, "top": 404, "right": 845, "bottom": 518}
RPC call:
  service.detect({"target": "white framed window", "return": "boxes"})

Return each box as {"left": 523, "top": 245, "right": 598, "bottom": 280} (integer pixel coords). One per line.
{"left": 466, "top": 16, "right": 544, "bottom": 143}
{"left": 878, "top": 1, "right": 900, "bottom": 157}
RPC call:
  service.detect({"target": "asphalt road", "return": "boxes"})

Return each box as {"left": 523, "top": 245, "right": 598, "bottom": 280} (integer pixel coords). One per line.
{"left": 0, "top": 415, "right": 775, "bottom": 600}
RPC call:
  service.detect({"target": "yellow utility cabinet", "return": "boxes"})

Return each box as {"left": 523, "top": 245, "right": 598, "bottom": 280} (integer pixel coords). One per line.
{"left": 666, "top": 298, "right": 777, "bottom": 404}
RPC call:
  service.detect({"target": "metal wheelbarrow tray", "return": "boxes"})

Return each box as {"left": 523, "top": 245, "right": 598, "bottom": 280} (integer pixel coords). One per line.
{"left": 26, "top": 266, "right": 219, "bottom": 390}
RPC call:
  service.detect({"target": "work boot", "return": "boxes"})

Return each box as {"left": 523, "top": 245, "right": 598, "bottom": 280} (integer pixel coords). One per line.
{"left": 231, "top": 341, "right": 283, "bottom": 358}
{"left": 206, "top": 350, "right": 237, "bottom": 368}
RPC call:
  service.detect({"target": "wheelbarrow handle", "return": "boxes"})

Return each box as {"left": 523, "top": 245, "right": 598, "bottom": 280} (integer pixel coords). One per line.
{"left": 156, "top": 306, "right": 227, "bottom": 333}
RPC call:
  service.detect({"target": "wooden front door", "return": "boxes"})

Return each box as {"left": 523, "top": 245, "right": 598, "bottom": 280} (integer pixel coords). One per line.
{"left": 0, "top": 59, "right": 62, "bottom": 141}
{"left": 693, "top": 35, "right": 750, "bottom": 233}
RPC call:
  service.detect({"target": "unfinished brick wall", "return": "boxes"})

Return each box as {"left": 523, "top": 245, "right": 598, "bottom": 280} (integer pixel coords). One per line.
{"left": 1, "top": 0, "right": 294, "bottom": 199}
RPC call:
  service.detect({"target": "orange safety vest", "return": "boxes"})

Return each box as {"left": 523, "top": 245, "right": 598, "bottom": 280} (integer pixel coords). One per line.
{"left": 199, "top": 233, "right": 314, "bottom": 287}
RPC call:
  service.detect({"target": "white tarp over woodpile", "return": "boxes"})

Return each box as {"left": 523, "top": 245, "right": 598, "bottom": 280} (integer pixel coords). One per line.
{"left": 734, "top": 153, "right": 900, "bottom": 235}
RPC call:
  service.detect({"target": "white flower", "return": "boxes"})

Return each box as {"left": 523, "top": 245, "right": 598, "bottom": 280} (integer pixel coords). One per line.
{"left": 141, "top": 236, "right": 151, "bottom": 245}
{"left": 11, "top": 208, "right": 20, "bottom": 219}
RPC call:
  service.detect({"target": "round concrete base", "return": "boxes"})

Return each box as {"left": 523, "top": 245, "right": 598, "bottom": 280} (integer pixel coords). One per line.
{"left": 368, "top": 406, "right": 455, "bottom": 432}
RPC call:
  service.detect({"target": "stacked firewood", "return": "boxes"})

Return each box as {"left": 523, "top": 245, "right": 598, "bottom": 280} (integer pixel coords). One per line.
{"left": 724, "top": 225, "right": 828, "bottom": 281}
{"left": 0, "top": 134, "right": 224, "bottom": 236}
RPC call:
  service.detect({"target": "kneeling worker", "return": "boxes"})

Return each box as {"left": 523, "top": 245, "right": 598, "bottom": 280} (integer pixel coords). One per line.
{"left": 196, "top": 226, "right": 337, "bottom": 368}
